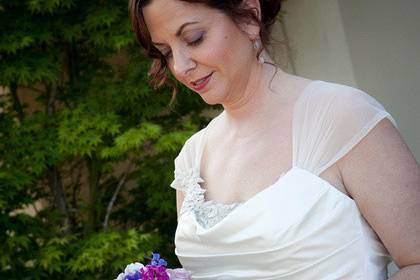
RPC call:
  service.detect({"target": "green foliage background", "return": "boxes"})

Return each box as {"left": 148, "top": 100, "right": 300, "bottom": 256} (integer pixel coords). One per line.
{"left": 0, "top": 0, "right": 211, "bottom": 278}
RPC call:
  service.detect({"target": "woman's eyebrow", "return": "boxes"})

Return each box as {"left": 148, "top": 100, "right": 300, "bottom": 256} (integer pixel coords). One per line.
{"left": 152, "top": 21, "right": 199, "bottom": 45}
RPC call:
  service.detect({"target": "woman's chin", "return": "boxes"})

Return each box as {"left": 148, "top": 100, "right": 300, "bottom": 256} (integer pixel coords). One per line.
{"left": 193, "top": 84, "right": 226, "bottom": 105}
{"left": 200, "top": 95, "right": 219, "bottom": 105}
{"left": 194, "top": 89, "right": 217, "bottom": 105}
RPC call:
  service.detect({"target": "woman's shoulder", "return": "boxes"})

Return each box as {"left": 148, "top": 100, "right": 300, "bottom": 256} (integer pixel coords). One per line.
{"left": 308, "top": 80, "right": 392, "bottom": 111}
{"left": 292, "top": 79, "right": 397, "bottom": 175}
{"left": 184, "top": 112, "right": 222, "bottom": 148}
{"left": 299, "top": 80, "right": 394, "bottom": 123}
{"left": 174, "top": 112, "right": 223, "bottom": 170}
{"left": 305, "top": 80, "right": 375, "bottom": 102}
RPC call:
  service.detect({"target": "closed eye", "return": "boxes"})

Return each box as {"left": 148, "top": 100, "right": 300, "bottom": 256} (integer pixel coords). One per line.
{"left": 186, "top": 33, "right": 204, "bottom": 46}
{"left": 161, "top": 32, "right": 205, "bottom": 60}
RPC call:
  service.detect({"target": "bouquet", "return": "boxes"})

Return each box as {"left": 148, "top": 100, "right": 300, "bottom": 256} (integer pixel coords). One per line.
{"left": 115, "top": 253, "right": 192, "bottom": 280}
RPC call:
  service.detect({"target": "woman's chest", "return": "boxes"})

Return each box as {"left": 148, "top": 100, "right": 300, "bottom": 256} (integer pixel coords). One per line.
{"left": 199, "top": 130, "right": 350, "bottom": 204}
{"left": 200, "top": 129, "right": 293, "bottom": 204}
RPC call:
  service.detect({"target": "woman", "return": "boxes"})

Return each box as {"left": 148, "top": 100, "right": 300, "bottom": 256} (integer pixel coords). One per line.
{"left": 129, "top": 0, "right": 420, "bottom": 279}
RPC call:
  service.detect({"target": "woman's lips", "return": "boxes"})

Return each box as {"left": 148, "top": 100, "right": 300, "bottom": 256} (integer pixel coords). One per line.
{"left": 191, "top": 72, "right": 213, "bottom": 91}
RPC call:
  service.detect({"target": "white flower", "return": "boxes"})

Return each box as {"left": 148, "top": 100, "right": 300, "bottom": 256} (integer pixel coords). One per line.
{"left": 124, "top": 262, "right": 144, "bottom": 275}
{"left": 115, "top": 272, "right": 125, "bottom": 280}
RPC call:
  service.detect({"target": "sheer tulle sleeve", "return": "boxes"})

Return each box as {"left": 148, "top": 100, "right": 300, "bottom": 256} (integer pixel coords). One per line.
{"left": 293, "top": 81, "right": 397, "bottom": 176}
{"left": 169, "top": 129, "right": 206, "bottom": 191}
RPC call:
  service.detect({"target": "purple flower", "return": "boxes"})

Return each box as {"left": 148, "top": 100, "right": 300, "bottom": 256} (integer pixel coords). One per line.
{"left": 115, "top": 252, "right": 191, "bottom": 280}
{"left": 123, "top": 271, "right": 141, "bottom": 280}
{"left": 151, "top": 253, "right": 168, "bottom": 267}
{"left": 140, "top": 264, "right": 170, "bottom": 280}
{"left": 115, "top": 262, "right": 144, "bottom": 280}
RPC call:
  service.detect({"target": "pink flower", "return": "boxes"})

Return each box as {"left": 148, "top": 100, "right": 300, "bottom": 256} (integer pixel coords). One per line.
{"left": 166, "top": 268, "right": 193, "bottom": 280}
{"left": 140, "top": 265, "right": 170, "bottom": 280}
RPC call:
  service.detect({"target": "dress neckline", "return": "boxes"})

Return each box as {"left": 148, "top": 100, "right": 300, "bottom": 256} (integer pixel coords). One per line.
{"left": 185, "top": 166, "right": 356, "bottom": 234}
{"left": 193, "top": 80, "right": 320, "bottom": 206}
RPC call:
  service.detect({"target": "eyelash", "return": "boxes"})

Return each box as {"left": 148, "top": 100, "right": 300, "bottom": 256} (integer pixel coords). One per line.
{"left": 163, "top": 33, "right": 205, "bottom": 60}
{"left": 188, "top": 34, "right": 204, "bottom": 46}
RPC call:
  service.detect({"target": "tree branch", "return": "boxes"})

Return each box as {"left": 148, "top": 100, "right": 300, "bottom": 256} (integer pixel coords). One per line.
{"left": 45, "top": 82, "right": 73, "bottom": 233}
{"left": 103, "top": 164, "right": 134, "bottom": 231}
{"left": 47, "top": 165, "right": 73, "bottom": 233}
{"left": 84, "top": 154, "right": 101, "bottom": 235}
{"left": 9, "top": 81, "right": 24, "bottom": 122}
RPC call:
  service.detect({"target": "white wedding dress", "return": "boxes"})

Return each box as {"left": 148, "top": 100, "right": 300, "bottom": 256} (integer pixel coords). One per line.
{"left": 170, "top": 81, "right": 395, "bottom": 279}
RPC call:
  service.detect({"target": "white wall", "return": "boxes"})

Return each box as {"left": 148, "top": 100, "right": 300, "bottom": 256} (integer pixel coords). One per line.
{"left": 278, "top": 0, "right": 356, "bottom": 85}
{"left": 338, "top": 0, "right": 420, "bottom": 162}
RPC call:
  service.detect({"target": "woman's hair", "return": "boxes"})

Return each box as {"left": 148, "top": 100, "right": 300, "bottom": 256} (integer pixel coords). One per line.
{"left": 129, "top": 0, "right": 283, "bottom": 98}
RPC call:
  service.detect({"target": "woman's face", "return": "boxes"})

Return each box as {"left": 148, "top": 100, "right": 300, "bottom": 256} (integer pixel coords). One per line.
{"left": 143, "top": 0, "right": 258, "bottom": 105}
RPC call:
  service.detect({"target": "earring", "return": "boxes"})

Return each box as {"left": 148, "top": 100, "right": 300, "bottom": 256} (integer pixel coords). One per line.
{"left": 258, "top": 53, "right": 265, "bottom": 64}
{"left": 253, "top": 38, "right": 262, "bottom": 50}
{"left": 252, "top": 38, "right": 265, "bottom": 64}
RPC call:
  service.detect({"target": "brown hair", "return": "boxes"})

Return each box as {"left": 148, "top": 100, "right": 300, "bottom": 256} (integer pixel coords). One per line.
{"left": 129, "top": 0, "right": 283, "bottom": 99}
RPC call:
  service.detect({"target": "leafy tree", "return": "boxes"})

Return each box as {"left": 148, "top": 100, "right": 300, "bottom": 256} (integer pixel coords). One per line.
{"left": 0, "top": 0, "right": 210, "bottom": 278}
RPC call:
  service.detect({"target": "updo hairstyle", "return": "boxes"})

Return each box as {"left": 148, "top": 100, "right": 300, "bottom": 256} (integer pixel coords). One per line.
{"left": 129, "top": 0, "right": 283, "bottom": 97}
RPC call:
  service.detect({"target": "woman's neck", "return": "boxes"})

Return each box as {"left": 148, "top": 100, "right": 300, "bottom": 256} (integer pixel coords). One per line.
{"left": 221, "top": 63, "right": 287, "bottom": 137}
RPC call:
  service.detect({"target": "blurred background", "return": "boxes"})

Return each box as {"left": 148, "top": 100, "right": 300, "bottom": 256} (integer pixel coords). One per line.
{"left": 0, "top": 0, "right": 209, "bottom": 278}
{"left": 0, "top": 0, "right": 418, "bottom": 279}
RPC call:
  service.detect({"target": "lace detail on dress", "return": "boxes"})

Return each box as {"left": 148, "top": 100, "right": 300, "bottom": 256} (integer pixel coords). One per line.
{"left": 171, "top": 167, "right": 242, "bottom": 229}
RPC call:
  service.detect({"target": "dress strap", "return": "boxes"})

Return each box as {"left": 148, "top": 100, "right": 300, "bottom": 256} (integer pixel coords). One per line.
{"left": 292, "top": 81, "right": 396, "bottom": 175}
{"left": 196, "top": 111, "right": 224, "bottom": 170}
{"left": 170, "top": 112, "right": 223, "bottom": 191}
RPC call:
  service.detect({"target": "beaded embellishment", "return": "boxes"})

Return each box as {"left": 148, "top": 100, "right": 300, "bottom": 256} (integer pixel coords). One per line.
{"left": 171, "top": 167, "right": 241, "bottom": 229}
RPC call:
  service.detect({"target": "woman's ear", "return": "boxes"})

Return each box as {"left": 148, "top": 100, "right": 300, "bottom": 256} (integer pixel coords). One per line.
{"left": 240, "top": 0, "right": 262, "bottom": 40}
{"left": 243, "top": 0, "right": 261, "bottom": 20}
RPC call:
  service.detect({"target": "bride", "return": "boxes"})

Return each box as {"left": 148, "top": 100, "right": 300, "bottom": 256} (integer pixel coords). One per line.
{"left": 129, "top": 0, "right": 420, "bottom": 279}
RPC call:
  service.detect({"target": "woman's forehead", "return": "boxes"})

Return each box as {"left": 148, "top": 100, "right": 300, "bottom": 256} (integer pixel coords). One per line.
{"left": 143, "top": 0, "right": 212, "bottom": 41}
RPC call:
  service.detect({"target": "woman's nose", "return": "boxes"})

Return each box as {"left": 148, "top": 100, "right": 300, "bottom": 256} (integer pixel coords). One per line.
{"left": 172, "top": 49, "right": 196, "bottom": 78}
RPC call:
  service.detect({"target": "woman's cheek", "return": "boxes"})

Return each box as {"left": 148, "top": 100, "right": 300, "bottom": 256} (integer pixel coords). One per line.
{"left": 197, "top": 39, "right": 227, "bottom": 69}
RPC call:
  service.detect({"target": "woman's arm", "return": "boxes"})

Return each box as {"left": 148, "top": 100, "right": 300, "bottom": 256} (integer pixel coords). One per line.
{"left": 176, "top": 190, "right": 185, "bottom": 218}
{"left": 389, "top": 264, "right": 420, "bottom": 279}
{"left": 338, "top": 118, "right": 420, "bottom": 278}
